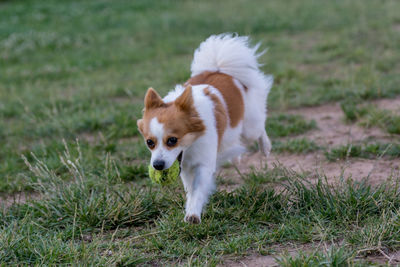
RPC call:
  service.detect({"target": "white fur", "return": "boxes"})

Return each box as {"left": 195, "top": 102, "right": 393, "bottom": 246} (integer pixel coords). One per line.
{"left": 181, "top": 85, "right": 218, "bottom": 219}
{"left": 149, "top": 118, "right": 182, "bottom": 169}
{"left": 184, "top": 34, "right": 272, "bottom": 222}
{"left": 147, "top": 34, "right": 273, "bottom": 223}
{"left": 149, "top": 117, "right": 163, "bottom": 141}
{"left": 163, "top": 84, "right": 185, "bottom": 103}
{"left": 192, "top": 33, "right": 273, "bottom": 144}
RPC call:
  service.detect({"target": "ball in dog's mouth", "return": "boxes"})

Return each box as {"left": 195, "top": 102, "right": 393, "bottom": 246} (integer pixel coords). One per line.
{"left": 148, "top": 152, "right": 182, "bottom": 185}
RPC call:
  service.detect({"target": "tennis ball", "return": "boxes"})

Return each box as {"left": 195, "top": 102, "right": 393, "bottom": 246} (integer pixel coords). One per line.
{"left": 148, "top": 160, "right": 180, "bottom": 185}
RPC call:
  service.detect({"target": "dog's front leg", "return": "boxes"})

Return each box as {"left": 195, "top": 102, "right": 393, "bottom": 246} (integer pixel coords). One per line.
{"left": 183, "top": 165, "right": 215, "bottom": 224}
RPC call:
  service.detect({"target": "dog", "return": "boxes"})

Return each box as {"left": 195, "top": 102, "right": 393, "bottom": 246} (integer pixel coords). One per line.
{"left": 137, "top": 34, "right": 273, "bottom": 224}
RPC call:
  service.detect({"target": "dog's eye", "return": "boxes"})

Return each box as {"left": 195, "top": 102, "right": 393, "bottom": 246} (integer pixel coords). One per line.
{"left": 146, "top": 139, "right": 155, "bottom": 149}
{"left": 166, "top": 137, "right": 178, "bottom": 147}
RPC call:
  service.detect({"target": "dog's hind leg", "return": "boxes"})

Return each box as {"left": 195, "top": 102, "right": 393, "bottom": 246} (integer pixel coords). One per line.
{"left": 258, "top": 130, "right": 271, "bottom": 157}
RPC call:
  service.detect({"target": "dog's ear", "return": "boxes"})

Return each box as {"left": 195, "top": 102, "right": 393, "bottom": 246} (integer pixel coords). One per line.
{"left": 137, "top": 119, "right": 144, "bottom": 134}
{"left": 144, "top": 88, "right": 163, "bottom": 110}
{"left": 175, "top": 85, "right": 193, "bottom": 111}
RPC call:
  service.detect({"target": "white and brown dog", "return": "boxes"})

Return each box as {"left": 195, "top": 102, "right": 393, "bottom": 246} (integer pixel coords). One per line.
{"left": 137, "top": 34, "right": 273, "bottom": 224}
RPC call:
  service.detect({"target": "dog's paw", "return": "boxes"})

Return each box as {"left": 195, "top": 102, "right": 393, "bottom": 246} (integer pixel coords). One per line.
{"left": 184, "top": 214, "right": 201, "bottom": 224}
{"left": 263, "top": 148, "right": 271, "bottom": 158}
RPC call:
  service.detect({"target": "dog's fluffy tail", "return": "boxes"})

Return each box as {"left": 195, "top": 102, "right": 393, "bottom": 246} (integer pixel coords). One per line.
{"left": 190, "top": 33, "right": 272, "bottom": 92}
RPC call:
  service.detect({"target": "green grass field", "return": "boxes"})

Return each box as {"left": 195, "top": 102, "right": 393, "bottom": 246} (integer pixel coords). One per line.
{"left": 1, "top": 0, "right": 400, "bottom": 265}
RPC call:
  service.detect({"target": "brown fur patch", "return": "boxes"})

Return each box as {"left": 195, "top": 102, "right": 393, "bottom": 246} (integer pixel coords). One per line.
{"left": 204, "top": 87, "right": 227, "bottom": 148}
{"left": 138, "top": 86, "right": 206, "bottom": 150}
{"left": 187, "top": 72, "right": 244, "bottom": 127}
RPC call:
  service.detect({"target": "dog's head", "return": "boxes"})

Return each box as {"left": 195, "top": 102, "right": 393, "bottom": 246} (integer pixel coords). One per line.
{"left": 137, "top": 85, "right": 205, "bottom": 170}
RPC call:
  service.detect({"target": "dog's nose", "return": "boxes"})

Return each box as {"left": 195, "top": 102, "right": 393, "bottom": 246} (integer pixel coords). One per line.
{"left": 153, "top": 160, "right": 165, "bottom": 170}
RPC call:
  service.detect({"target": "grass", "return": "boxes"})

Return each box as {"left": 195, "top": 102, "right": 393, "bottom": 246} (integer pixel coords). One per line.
{"left": 326, "top": 142, "right": 400, "bottom": 161}
{"left": 2, "top": 0, "right": 400, "bottom": 265}
{"left": 360, "top": 108, "right": 400, "bottom": 135}
{"left": 276, "top": 247, "right": 362, "bottom": 267}
{"left": 341, "top": 100, "right": 400, "bottom": 135}
{"left": 2, "top": 0, "right": 400, "bottom": 192}
{"left": 267, "top": 114, "right": 317, "bottom": 138}
{"left": 340, "top": 99, "right": 370, "bottom": 122}
{"left": 251, "top": 114, "right": 317, "bottom": 153}
{"left": 2, "top": 148, "right": 400, "bottom": 265}
{"left": 273, "top": 138, "right": 320, "bottom": 154}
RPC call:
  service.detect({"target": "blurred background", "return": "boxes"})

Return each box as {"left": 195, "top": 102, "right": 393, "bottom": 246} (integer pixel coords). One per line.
{"left": 1, "top": 1, "right": 400, "bottom": 265}
{"left": 1, "top": 0, "right": 399, "bottom": 191}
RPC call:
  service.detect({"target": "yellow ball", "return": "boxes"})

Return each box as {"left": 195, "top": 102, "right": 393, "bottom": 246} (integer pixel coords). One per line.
{"left": 148, "top": 160, "right": 180, "bottom": 185}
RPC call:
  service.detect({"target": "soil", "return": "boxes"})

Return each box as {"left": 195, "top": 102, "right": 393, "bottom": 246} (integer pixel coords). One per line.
{"left": 0, "top": 191, "right": 40, "bottom": 209}
{"left": 374, "top": 97, "right": 400, "bottom": 116}
{"left": 219, "top": 98, "right": 400, "bottom": 265}
{"left": 287, "top": 102, "right": 395, "bottom": 147}
{"left": 223, "top": 247, "right": 400, "bottom": 267}
{"left": 219, "top": 98, "right": 400, "bottom": 192}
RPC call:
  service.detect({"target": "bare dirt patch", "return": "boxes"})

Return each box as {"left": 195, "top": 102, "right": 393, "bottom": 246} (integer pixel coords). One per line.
{"left": 219, "top": 98, "right": 400, "bottom": 191}
{"left": 394, "top": 23, "right": 400, "bottom": 33}
{"left": 374, "top": 96, "right": 400, "bottom": 116}
{"left": 272, "top": 153, "right": 399, "bottom": 186}
{"left": 0, "top": 191, "right": 40, "bottom": 209}
{"left": 221, "top": 244, "right": 312, "bottom": 267}
{"left": 223, "top": 253, "right": 279, "bottom": 267}
{"left": 219, "top": 150, "right": 399, "bottom": 192}
{"left": 287, "top": 103, "right": 393, "bottom": 147}
{"left": 222, "top": 247, "right": 400, "bottom": 267}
